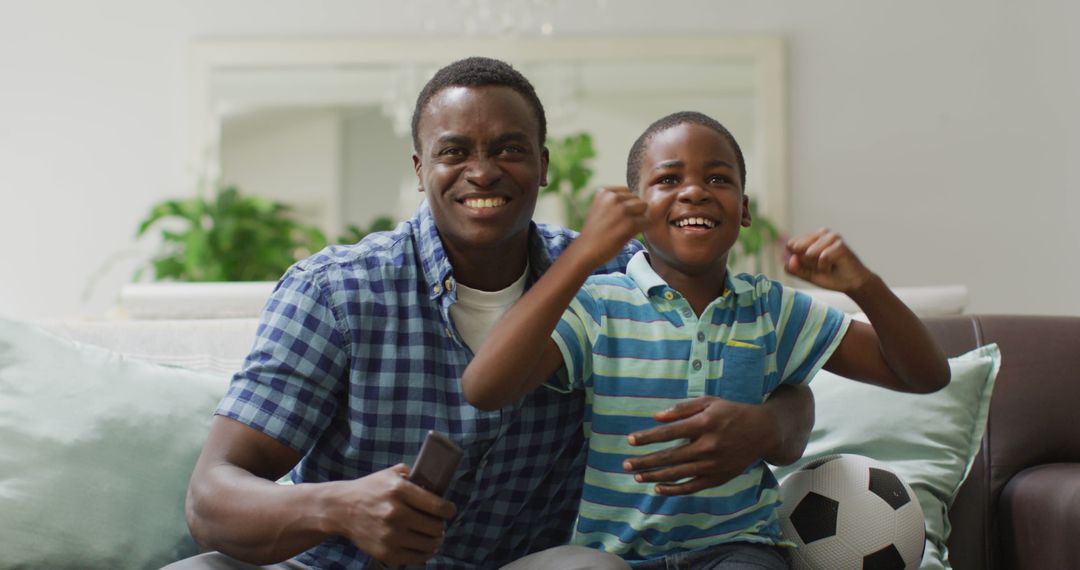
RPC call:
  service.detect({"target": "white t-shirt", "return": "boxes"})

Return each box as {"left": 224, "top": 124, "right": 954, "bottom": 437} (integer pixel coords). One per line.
{"left": 449, "top": 266, "right": 529, "bottom": 353}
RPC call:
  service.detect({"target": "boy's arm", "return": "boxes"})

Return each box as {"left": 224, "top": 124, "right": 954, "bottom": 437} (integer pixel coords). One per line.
{"left": 786, "top": 228, "right": 950, "bottom": 393}
{"left": 461, "top": 187, "right": 647, "bottom": 410}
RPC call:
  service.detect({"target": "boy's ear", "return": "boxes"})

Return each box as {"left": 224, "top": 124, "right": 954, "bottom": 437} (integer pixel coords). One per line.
{"left": 741, "top": 194, "right": 752, "bottom": 227}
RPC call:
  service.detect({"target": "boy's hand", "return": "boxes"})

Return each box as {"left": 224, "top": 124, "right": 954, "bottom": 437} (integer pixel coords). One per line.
{"left": 574, "top": 186, "right": 648, "bottom": 268}
{"left": 784, "top": 228, "right": 874, "bottom": 293}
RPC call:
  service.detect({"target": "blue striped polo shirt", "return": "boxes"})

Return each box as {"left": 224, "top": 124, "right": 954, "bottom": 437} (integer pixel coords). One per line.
{"left": 550, "top": 251, "right": 850, "bottom": 561}
{"left": 215, "top": 202, "right": 642, "bottom": 569}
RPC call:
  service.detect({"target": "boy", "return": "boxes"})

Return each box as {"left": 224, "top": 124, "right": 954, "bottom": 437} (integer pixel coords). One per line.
{"left": 462, "top": 111, "right": 949, "bottom": 567}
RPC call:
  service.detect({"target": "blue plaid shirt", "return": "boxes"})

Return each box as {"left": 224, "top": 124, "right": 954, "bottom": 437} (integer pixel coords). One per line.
{"left": 216, "top": 202, "right": 642, "bottom": 569}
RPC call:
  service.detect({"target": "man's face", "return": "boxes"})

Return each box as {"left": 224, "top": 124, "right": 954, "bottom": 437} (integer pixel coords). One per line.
{"left": 638, "top": 122, "right": 750, "bottom": 279}
{"left": 413, "top": 86, "right": 548, "bottom": 261}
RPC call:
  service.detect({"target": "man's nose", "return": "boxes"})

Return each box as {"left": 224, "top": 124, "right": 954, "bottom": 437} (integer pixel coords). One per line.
{"left": 465, "top": 155, "right": 502, "bottom": 188}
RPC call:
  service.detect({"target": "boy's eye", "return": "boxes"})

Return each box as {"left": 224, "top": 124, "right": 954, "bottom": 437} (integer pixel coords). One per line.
{"left": 656, "top": 175, "right": 678, "bottom": 185}
{"left": 708, "top": 175, "right": 732, "bottom": 185}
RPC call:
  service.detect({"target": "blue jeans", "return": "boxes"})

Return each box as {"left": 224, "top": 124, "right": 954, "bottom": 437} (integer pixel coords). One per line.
{"left": 630, "top": 543, "right": 790, "bottom": 570}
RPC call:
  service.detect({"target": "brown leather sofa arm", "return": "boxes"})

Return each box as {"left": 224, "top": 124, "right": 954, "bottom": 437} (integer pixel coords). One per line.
{"left": 1000, "top": 463, "right": 1080, "bottom": 569}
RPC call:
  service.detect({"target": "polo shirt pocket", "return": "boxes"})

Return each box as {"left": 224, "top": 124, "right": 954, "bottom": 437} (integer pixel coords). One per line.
{"left": 719, "top": 342, "right": 766, "bottom": 404}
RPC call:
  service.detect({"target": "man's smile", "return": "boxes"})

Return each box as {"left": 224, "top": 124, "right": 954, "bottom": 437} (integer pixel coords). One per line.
{"left": 461, "top": 196, "right": 510, "bottom": 209}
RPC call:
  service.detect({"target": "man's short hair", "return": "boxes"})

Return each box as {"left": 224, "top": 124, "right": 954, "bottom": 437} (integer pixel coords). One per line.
{"left": 626, "top": 111, "right": 746, "bottom": 192}
{"left": 411, "top": 56, "right": 547, "bottom": 152}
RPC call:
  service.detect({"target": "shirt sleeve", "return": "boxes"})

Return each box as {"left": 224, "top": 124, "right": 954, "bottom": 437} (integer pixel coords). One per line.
{"left": 547, "top": 284, "right": 602, "bottom": 393}
{"left": 214, "top": 266, "right": 349, "bottom": 453}
{"left": 768, "top": 280, "right": 851, "bottom": 389}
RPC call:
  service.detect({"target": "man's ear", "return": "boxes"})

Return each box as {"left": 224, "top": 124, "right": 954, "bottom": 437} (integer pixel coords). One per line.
{"left": 539, "top": 146, "right": 550, "bottom": 188}
{"left": 741, "top": 194, "right": 752, "bottom": 227}
{"left": 412, "top": 153, "right": 424, "bottom": 192}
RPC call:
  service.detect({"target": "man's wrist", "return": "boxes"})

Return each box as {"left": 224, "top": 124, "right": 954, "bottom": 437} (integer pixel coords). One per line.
{"left": 309, "top": 480, "right": 348, "bottom": 538}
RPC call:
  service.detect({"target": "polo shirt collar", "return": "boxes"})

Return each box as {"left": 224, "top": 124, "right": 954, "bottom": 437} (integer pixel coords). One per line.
{"left": 625, "top": 250, "right": 754, "bottom": 301}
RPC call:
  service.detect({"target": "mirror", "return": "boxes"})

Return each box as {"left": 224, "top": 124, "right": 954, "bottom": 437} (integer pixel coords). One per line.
{"left": 189, "top": 36, "right": 787, "bottom": 239}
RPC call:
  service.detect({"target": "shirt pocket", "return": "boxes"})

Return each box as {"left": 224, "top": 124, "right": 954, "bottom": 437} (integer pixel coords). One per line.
{"left": 718, "top": 342, "right": 767, "bottom": 404}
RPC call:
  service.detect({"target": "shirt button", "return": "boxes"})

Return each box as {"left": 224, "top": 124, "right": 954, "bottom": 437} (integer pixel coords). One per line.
{"left": 433, "top": 284, "right": 442, "bottom": 294}
{"left": 444, "top": 327, "right": 453, "bottom": 338}
{"left": 444, "top": 279, "right": 454, "bottom": 291}
{"left": 681, "top": 309, "right": 693, "bottom": 318}
{"left": 663, "top": 291, "right": 674, "bottom": 300}
{"left": 692, "top": 359, "right": 703, "bottom": 370}
{"left": 697, "top": 332, "right": 706, "bottom": 342}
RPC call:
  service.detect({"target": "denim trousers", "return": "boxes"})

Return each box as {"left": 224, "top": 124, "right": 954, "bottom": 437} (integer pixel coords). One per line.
{"left": 630, "top": 543, "right": 790, "bottom": 570}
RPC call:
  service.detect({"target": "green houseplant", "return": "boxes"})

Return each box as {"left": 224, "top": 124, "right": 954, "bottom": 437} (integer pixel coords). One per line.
{"left": 339, "top": 216, "right": 397, "bottom": 244}
{"left": 544, "top": 132, "right": 597, "bottom": 233}
{"left": 134, "top": 186, "right": 328, "bottom": 282}
{"left": 545, "top": 131, "right": 782, "bottom": 273}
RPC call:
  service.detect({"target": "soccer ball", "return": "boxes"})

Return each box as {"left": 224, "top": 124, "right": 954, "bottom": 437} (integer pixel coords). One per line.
{"left": 778, "top": 454, "right": 926, "bottom": 570}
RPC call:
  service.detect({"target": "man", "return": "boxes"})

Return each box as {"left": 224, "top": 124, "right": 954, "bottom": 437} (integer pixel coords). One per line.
{"left": 175, "top": 57, "right": 815, "bottom": 570}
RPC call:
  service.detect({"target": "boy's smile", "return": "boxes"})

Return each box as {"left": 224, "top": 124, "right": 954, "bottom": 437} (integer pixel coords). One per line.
{"left": 639, "top": 122, "right": 751, "bottom": 284}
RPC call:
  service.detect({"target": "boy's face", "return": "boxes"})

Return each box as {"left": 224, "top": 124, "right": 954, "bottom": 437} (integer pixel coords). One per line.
{"left": 637, "top": 122, "right": 751, "bottom": 279}
{"left": 412, "top": 86, "right": 548, "bottom": 260}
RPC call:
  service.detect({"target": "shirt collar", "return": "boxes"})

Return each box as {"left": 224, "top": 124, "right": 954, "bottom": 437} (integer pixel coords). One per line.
{"left": 412, "top": 200, "right": 551, "bottom": 300}
{"left": 625, "top": 250, "right": 755, "bottom": 301}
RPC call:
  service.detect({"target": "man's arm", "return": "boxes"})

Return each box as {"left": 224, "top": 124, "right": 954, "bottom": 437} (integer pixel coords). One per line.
{"left": 186, "top": 417, "right": 455, "bottom": 566}
{"left": 760, "top": 382, "right": 816, "bottom": 466}
{"left": 620, "top": 383, "right": 814, "bottom": 495}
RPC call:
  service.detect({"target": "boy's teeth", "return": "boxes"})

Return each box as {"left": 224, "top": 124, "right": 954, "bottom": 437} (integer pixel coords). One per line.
{"left": 464, "top": 197, "right": 506, "bottom": 208}
{"left": 675, "top": 217, "right": 715, "bottom": 228}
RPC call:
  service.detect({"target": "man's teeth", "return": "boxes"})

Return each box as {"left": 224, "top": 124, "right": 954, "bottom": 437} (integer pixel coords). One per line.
{"left": 463, "top": 197, "right": 507, "bottom": 208}
{"left": 675, "top": 217, "right": 716, "bottom": 228}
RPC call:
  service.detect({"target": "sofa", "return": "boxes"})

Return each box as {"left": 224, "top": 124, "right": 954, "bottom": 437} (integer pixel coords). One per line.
{"left": 926, "top": 314, "right": 1080, "bottom": 569}
{"left": 2, "top": 283, "right": 1077, "bottom": 569}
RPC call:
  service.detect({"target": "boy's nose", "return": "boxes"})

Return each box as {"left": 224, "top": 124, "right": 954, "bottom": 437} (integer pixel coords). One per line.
{"left": 677, "top": 183, "right": 710, "bottom": 202}
{"left": 465, "top": 156, "right": 502, "bottom": 188}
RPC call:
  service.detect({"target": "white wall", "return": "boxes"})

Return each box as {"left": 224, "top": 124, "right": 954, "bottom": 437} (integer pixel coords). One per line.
{"left": 221, "top": 108, "right": 342, "bottom": 235}
{"left": 1, "top": 0, "right": 1076, "bottom": 319}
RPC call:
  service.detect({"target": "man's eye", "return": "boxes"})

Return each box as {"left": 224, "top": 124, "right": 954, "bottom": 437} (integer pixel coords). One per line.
{"left": 501, "top": 145, "right": 526, "bottom": 155}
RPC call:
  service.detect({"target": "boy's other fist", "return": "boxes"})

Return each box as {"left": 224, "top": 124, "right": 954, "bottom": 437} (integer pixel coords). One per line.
{"left": 784, "top": 228, "right": 873, "bottom": 293}
{"left": 576, "top": 186, "right": 648, "bottom": 267}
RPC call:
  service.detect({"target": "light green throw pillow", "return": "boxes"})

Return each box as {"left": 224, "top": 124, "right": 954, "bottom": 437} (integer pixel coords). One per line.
{"left": 0, "top": 317, "right": 230, "bottom": 569}
{"left": 772, "top": 344, "right": 1000, "bottom": 570}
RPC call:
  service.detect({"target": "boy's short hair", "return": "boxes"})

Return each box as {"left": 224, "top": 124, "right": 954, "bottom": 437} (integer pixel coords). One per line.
{"left": 626, "top": 111, "right": 747, "bottom": 191}
{"left": 411, "top": 56, "right": 547, "bottom": 152}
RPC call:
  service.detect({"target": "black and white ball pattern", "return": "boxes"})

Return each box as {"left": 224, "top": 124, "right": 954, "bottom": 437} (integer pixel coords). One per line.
{"left": 778, "top": 454, "right": 926, "bottom": 570}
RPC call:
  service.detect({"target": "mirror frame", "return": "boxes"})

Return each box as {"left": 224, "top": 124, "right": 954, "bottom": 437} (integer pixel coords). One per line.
{"left": 189, "top": 35, "right": 788, "bottom": 230}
